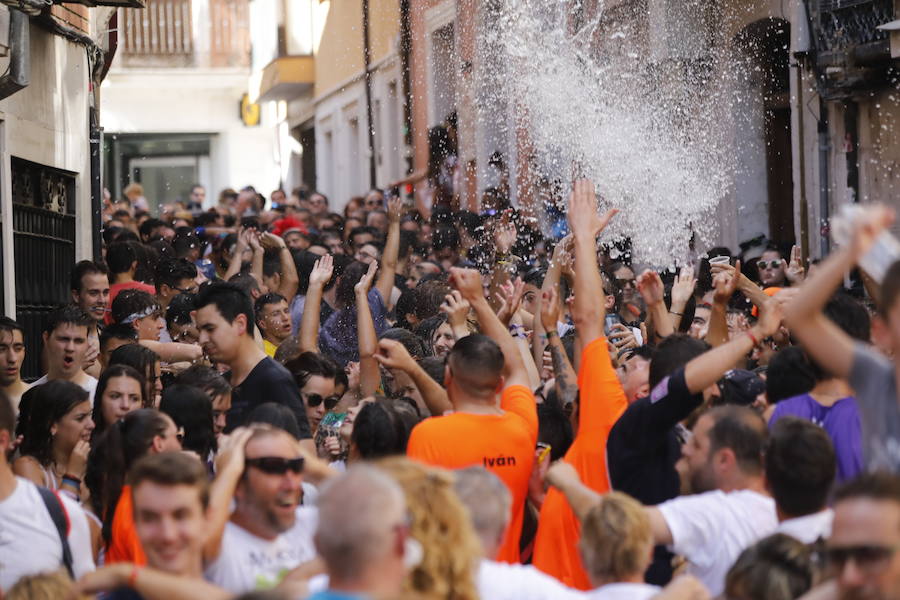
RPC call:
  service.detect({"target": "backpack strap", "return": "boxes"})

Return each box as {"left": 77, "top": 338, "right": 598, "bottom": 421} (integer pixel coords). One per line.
{"left": 37, "top": 486, "right": 75, "bottom": 579}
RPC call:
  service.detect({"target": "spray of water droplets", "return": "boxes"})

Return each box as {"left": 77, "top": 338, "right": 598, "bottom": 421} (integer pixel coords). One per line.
{"left": 476, "top": 0, "right": 742, "bottom": 266}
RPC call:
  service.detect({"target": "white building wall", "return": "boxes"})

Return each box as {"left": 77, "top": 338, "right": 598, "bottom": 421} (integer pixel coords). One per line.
{"left": 0, "top": 26, "right": 92, "bottom": 314}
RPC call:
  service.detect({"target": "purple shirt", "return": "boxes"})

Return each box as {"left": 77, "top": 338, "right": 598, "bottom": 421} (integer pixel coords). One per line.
{"left": 769, "top": 394, "right": 863, "bottom": 483}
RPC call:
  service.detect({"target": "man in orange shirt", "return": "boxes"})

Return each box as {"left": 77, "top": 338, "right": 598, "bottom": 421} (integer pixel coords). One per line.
{"left": 532, "top": 179, "right": 628, "bottom": 589}
{"left": 406, "top": 267, "right": 538, "bottom": 563}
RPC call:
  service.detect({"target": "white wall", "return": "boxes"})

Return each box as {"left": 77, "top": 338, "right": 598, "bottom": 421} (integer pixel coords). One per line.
{"left": 100, "top": 68, "right": 281, "bottom": 202}
{"left": 0, "top": 27, "right": 92, "bottom": 314}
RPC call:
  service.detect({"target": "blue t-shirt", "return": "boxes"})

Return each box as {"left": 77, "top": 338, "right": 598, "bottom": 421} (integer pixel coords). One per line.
{"left": 307, "top": 591, "right": 369, "bottom": 600}
{"left": 319, "top": 289, "right": 388, "bottom": 367}
{"left": 769, "top": 393, "right": 863, "bottom": 483}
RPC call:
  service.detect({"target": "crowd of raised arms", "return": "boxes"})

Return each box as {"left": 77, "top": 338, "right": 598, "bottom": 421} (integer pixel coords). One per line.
{"left": 1, "top": 175, "right": 900, "bottom": 600}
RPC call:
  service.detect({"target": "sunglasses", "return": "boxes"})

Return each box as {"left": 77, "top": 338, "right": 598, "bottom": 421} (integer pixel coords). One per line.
{"left": 826, "top": 544, "right": 900, "bottom": 573}
{"left": 757, "top": 260, "right": 782, "bottom": 270}
{"left": 304, "top": 393, "right": 340, "bottom": 410}
{"left": 245, "top": 456, "right": 305, "bottom": 475}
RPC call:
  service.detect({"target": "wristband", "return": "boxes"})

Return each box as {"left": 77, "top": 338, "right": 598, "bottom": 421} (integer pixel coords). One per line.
{"left": 745, "top": 330, "right": 760, "bottom": 347}
{"left": 62, "top": 474, "right": 82, "bottom": 485}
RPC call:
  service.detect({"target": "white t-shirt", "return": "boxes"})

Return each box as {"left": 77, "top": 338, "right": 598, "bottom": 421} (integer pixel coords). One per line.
{"left": 204, "top": 506, "right": 318, "bottom": 593}
{"left": 658, "top": 489, "right": 777, "bottom": 596}
{"left": 776, "top": 509, "right": 833, "bottom": 544}
{"left": 31, "top": 374, "right": 98, "bottom": 402}
{"left": 0, "top": 477, "right": 95, "bottom": 591}
{"left": 587, "top": 583, "right": 661, "bottom": 600}
{"left": 478, "top": 560, "right": 586, "bottom": 600}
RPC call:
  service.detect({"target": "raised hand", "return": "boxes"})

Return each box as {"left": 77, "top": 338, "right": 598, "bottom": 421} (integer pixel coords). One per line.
{"left": 440, "top": 290, "right": 471, "bottom": 329}
{"left": 387, "top": 196, "right": 404, "bottom": 223}
{"left": 755, "top": 295, "right": 785, "bottom": 339}
{"left": 567, "top": 179, "right": 617, "bottom": 240}
{"left": 495, "top": 277, "right": 525, "bottom": 326}
{"left": 494, "top": 218, "right": 517, "bottom": 255}
{"left": 712, "top": 260, "right": 742, "bottom": 305}
{"left": 784, "top": 245, "right": 805, "bottom": 284}
{"left": 636, "top": 270, "right": 665, "bottom": 306}
{"left": 608, "top": 323, "right": 638, "bottom": 351}
{"left": 849, "top": 204, "right": 895, "bottom": 259}
{"left": 308, "top": 254, "right": 334, "bottom": 288}
{"left": 261, "top": 231, "right": 287, "bottom": 251}
{"left": 373, "top": 338, "right": 417, "bottom": 373}
{"left": 545, "top": 460, "right": 580, "bottom": 490}
{"left": 671, "top": 266, "right": 697, "bottom": 308}
{"left": 449, "top": 267, "right": 484, "bottom": 302}
{"left": 540, "top": 287, "right": 561, "bottom": 332}
{"left": 67, "top": 440, "right": 91, "bottom": 479}
{"left": 214, "top": 426, "right": 254, "bottom": 476}
{"left": 354, "top": 260, "right": 378, "bottom": 295}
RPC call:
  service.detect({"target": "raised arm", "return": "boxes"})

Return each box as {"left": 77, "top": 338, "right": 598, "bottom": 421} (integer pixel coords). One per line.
{"left": 785, "top": 205, "right": 894, "bottom": 379}
{"left": 224, "top": 228, "right": 250, "bottom": 282}
{"left": 203, "top": 428, "right": 253, "bottom": 562}
{"left": 568, "top": 179, "right": 617, "bottom": 345}
{"left": 545, "top": 460, "right": 602, "bottom": 522}
{"left": 375, "top": 197, "right": 402, "bottom": 306}
{"left": 685, "top": 295, "right": 783, "bottom": 394}
{"left": 532, "top": 236, "right": 570, "bottom": 365}
{"left": 705, "top": 262, "right": 741, "bottom": 348}
{"left": 263, "top": 232, "right": 300, "bottom": 302}
{"left": 669, "top": 266, "right": 697, "bottom": 331}
{"left": 375, "top": 338, "right": 452, "bottom": 415}
{"left": 440, "top": 291, "right": 471, "bottom": 341}
{"left": 299, "top": 255, "right": 333, "bottom": 354}
{"left": 637, "top": 269, "right": 675, "bottom": 342}
{"left": 140, "top": 340, "right": 203, "bottom": 363}
{"left": 541, "top": 287, "right": 578, "bottom": 407}
{"left": 450, "top": 267, "right": 530, "bottom": 389}
{"left": 355, "top": 261, "right": 381, "bottom": 398}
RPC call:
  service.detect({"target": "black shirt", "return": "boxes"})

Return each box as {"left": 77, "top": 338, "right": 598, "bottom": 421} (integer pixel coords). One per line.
{"left": 606, "top": 367, "right": 701, "bottom": 585}
{"left": 226, "top": 356, "right": 312, "bottom": 439}
{"left": 103, "top": 588, "right": 145, "bottom": 600}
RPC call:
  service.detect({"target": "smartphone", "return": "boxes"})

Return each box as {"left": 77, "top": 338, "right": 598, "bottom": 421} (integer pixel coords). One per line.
{"left": 604, "top": 314, "right": 621, "bottom": 336}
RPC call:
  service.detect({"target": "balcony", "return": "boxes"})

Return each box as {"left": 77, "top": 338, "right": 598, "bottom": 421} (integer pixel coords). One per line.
{"left": 120, "top": 0, "right": 250, "bottom": 69}
{"left": 251, "top": 55, "right": 315, "bottom": 102}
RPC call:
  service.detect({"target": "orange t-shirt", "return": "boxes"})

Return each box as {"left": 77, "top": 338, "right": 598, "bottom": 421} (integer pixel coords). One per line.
{"left": 407, "top": 385, "right": 538, "bottom": 563}
{"left": 532, "top": 337, "right": 628, "bottom": 589}
{"left": 104, "top": 484, "right": 147, "bottom": 566}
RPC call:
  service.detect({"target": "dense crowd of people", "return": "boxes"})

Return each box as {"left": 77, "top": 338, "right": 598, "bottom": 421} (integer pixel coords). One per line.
{"left": 0, "top": 171, "right": 899, "bottom": 600}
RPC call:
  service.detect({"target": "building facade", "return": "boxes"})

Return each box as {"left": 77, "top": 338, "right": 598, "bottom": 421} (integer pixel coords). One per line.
{"left": 101, "top": 0, "right": 280, "bottom": 211}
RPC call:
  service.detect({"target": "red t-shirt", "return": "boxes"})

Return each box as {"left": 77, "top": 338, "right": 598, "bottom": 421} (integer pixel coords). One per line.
{"left": 106, "top": 281, "right": 157, "bottom": 324}
{"left": 407, "top": 385, "right": 538, "bottom": 563}
{"left": 532, "top": 337, "right": 628, "bottom": 589}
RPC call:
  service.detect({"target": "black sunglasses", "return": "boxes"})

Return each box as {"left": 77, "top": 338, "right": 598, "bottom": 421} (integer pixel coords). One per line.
{"left": 757, "top": 260, "right": 781, "bottom": 270}
{"left": 305, "top": 393, "right": 340, "bottom": 410}
{"left": 245, "top": 456, "right": 304, "bottom": 475}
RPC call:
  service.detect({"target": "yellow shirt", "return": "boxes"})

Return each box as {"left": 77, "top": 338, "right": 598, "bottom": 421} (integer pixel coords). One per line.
{"left": 263, "top": 339, "right": 278, "bottom": 358}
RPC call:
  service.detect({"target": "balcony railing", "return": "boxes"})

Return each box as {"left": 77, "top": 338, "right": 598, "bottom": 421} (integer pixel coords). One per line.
{"left": 120, "top": 0, "right": 250, "bottom": 68}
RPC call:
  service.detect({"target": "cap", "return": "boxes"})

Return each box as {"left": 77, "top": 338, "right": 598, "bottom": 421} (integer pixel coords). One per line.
{"left": 717, "top": 369, "right": 766, "bottom": 407}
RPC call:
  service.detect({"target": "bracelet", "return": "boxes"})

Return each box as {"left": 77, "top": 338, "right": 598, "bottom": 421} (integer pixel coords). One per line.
{"left": 669, "top": 311, "right": 683, "bottom": 316}
{"left": 128, "top": 564, "right": 141, "bottom": 588}
{"left": 509, "top": 323, "right": 525, "bottom": 333}
{"left": 61, "top": 476, "right": 81, "bottom": 489}
{"left": 745, "top": 330, "right": 760, "bottom": 347}
{"left": 544, "top": 330, "right": 558, "bottom": 339}
{"left": 62, "top": 473, "right": 82, "bottom": 485}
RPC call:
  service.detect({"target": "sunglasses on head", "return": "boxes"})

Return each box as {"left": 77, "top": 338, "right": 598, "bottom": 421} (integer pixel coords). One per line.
{"left": 305, "top": 394, "right": 340, "bottom": 410}
{"left": 245, "top": 456, "right": 304, "bottom": 475}
{"left": 757, "top": 260, "right": 782, "bottom": 270}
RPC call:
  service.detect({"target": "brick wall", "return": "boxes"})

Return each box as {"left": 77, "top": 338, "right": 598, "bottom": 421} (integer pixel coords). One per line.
{"left": 50, "top": 3, "right": 90, "bottom": 35}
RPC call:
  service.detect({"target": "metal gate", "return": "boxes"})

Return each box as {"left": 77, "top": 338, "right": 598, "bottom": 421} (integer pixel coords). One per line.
{"left": 10, "top": 157, "right": 77, "bottom": 381}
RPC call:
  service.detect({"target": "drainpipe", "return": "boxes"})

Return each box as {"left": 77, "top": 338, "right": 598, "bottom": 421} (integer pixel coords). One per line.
{"left": 0, "top": 8, "right": 30, "bottom": 100}
{"left": 818, "top": 97, "right": 831, "bottom": 257}
{"left": 362, "top": 0, "right": 377, "bottom": 189}
{"left": 398, "top": 0, "right": 413, "bottom": 179}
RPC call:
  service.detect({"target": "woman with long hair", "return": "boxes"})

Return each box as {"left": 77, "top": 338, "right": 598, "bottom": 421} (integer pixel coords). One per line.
{"left": 92, "top": 364, "right": 145, "bottom": 439}
{"left": 108, "top": 343, "right": 161, "bottom": 407}
{"left": 14, "top": 381, "right": 94, "bottom": 500}
{"left": 84, "top": 408, "right": 181, "bottom": 565}
{"left": 159, "top": 384, "right": 216, "bottom": 463}
{"left": 377, "top": 457, "right": 481, "bottom": 600}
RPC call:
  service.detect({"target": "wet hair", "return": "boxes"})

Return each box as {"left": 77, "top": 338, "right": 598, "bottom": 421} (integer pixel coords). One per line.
{"left": 351, "top": 401, "right": 413, "bottom": 459}
{"left": 160, "top": 384, "right": 216, "bottom": 458}
{"left": 108, "top": 343, "right": 160, "bottom": 407}
{"left": 415, "top": 314, "right": 450, "bottom": 357}
{"left": 70, "top": 260, "right": 108, "bottom": 292}
{"left": 16, "top": 381, "right": 90, "bottom": 467}
{"left": 0, "top": 316, "right": 23, "bottom": 338}
{"left": 725, "top": 534, "right": 815, "bottom": 600}
{"left": 414, "top": 280, "right": 452, "bottom": 321}
{"left": 431, "top": 226, "right": 460, "bottom": 252}
{"left": 537, "top": 401, "right": 574, "bottom": 462}
{"left": 834, "top": 471, "right": 900, "bottom": 504}
{"left": 93, "top": 364, "right": 146, "bottom": 438}
{"left": 111, "top": 289, "right": 160, "bottom": 326}
{"left": 254, "top": 292, "right": 287, "bottom": 328}
{"left": 86, "top": 408, "right": 173, "bottom": 543}
{"left": 247, "top": 402, "right": 302, "bottom": 439}
{"left": 419, "top": 356, "right": 447, "bottom": 385}
{"left": 129, "top": 452, "right": 210, "bottom": 510}
{"left": 138, "top": 218, "right": 167, "bottom": 241}
{"left": 99, "top": 323, "right": 138, "bottom": 350}
{"left": 765, "top": 347, "right": 815, "bottom": 402}
{"left": 194, "top": 281, "right": 256, "bottom": 336}
{"left": 43, "top": 304, "right": 92, "bottom": 336}
{"left": 228, "top": 272, "right": 260, "bottom": 299}
{"left": 105, "top": 242, "right": 137, "bottom": 275}
{"left": 706, "top": 405, "right": 767, "bottom": 476}
{"left": 335, "top": 261, "right": 370, "bottom": 309}
{"left": 285, "top": 352, "right": 339, "bottom": 390}
{"left": 766, "top": 417, "right": 835, "bottom": 518}
{"left": 823, "top": 291, "right": 870, "bottom": 342}
{"left": 649, "top": 334, "right": 709, "bottom": 389}
{"left": 174, "top": 365, "right": 231, "bottom": 400}
{"left": 154, "top": 258, "right": 198, "bottom": 293}
{"left": 165, "top": 292, "right": 197, "bottom": 331}
{"left": 380, "top": 328, "right": 427, "bottom": 360}
{"left": 447, "top": 334, "right": 504, "bottom": 399}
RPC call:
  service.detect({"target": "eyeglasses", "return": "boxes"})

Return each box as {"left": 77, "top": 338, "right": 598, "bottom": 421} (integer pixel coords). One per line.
{"left": 827, "top": 544, "right": 900, "bottom": 574}
{"left": 245, "top": 456, "right": 305, "bottom": 475}
{"left": 615, "top": 278, "right": 635, "bottom": 289}
{"left": 304, "top": 393, "right": 340, "bottom": 410}
{"left": 757, "top": 260, "right": 782, "bottom": 270}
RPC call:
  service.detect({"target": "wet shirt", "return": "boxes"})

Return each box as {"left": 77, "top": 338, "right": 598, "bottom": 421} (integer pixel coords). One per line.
{"left": 849, "top": 343, "right": 900, "bottom": 472}
{"left": 407, "top": 385, "right": 538, "bottom": 563}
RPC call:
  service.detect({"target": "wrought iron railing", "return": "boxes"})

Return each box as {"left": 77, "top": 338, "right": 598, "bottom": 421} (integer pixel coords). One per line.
{"left": 807, "top": 0, "right": 893, "bottom": 52}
